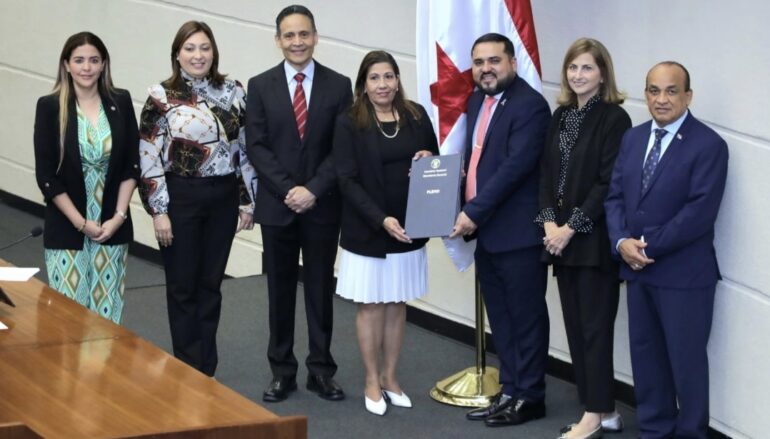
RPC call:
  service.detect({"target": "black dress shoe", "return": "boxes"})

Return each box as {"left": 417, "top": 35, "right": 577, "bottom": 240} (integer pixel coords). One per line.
{"left": 306, "top": 375, "right": 345, "bottom": 401}
{"left": 466, "top": 393, "right": 514, "bottom": 421}
{"left": 484, "top": 399, "right": 546, "bottom": 427}
{"left": 262, "top": 376, "right": 297, "bottom": 402}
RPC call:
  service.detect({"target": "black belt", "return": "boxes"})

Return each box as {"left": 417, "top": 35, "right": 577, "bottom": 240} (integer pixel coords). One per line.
{"left": 165, "top": 173, "right": 236, "bottom": 185}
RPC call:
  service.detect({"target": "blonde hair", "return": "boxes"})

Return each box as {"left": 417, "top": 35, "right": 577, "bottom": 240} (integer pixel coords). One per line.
{"left": 557, "top": 38, "right": 625, "bottom": 107}
{"left": 52, "top": 32, "right": 115, "bottom": 170}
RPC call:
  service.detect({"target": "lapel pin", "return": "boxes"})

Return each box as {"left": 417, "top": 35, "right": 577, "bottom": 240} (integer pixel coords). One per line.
{"left": 110, "top": 106, "right": 116, "bottom": 111}
{"left": 500, "top": 99, "right": 507, "bottom": 106}
{"left": 676, "top": 133, "right": 682, "bottom": 140}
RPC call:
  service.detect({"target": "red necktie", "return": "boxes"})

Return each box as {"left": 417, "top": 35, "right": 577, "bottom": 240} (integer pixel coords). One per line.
{"left": 465, "top": 96, "right": 497, "bottom": 202}
{"left": 293, "top": 72, "right": 307, "bottom": 139}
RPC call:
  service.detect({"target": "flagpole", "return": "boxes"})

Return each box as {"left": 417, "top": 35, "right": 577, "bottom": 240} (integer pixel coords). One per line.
{"left": 429, "top": 268, "right": 500, "bottom": 406}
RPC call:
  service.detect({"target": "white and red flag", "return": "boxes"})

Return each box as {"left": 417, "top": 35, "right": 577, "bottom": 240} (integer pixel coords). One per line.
{"left": 416, "top": 0, "right": 543, "bottom": 271}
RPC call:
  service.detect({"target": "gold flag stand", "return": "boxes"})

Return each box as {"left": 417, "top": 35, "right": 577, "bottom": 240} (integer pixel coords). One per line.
{"left": 430, "top": 272, "right": 501, "bottom": 407}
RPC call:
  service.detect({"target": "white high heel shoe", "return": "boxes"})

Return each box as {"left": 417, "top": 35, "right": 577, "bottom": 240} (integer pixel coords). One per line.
{"left": 365, "top": 395, "right": 387, "bottom": 415}
{"left": 382, "top": 389, "right": 412, "bottom": 408}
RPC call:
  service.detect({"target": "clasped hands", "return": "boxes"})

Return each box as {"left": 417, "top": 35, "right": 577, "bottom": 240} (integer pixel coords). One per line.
{"left": 619, "top": 238, "right": 655, "bottom": 271}
{"left": 543, "top": 222, "right": 575, "bottom": 257}
{"left": 285, "top": 186, "right": 316, "bottom": 214}
{"left": 81, "top": 214, "right": 126, "bottom": 244}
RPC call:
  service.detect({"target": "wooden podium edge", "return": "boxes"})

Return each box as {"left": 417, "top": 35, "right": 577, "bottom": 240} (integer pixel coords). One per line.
{"left": 0, "top": 422, "right": 44, "bottom": 439}
{"left": 118, "top": 415, "right": 308, "bottom": 439}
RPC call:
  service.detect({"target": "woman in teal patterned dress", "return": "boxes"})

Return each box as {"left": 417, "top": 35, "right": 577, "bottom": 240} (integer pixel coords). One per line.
{"left": 34, "top": 32, "right": 139, "bottom": 324}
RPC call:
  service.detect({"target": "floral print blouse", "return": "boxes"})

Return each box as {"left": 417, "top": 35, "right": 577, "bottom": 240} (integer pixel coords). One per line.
{"left": 138, "top": 72, "right": 256, "bottom": 215}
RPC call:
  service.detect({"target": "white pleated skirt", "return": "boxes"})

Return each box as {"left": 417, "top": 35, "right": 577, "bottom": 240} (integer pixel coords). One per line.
{"left": 336, "top": 247, "right": 427, "bottom": 304}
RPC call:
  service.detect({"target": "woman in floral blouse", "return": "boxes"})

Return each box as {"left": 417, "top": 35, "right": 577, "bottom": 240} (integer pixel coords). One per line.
{"left": 139, "top": 20, "right": 256, "bottom": 377}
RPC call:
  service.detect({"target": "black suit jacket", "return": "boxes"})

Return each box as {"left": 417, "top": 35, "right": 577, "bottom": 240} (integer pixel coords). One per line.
{"left": 245, "top": 61, "right": 352, "bottom": 226}
{"left": 538, "top": 101, "right": 631, "bottom": 271}
{"left": 33, "top": 89, "right": 140, "bottom": 249}
{"left": 333, "top": 104, "right": 439, "bottom": 258}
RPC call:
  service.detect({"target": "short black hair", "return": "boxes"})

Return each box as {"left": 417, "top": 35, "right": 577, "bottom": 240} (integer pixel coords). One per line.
{"left": 471, "top": 33, "right": 515, "bottom": 58}
{"left": 649, "top": 61, "right": 691, "bottom": 92}
{"left": 275, "top": 4, "right": 316, "bottom": 36}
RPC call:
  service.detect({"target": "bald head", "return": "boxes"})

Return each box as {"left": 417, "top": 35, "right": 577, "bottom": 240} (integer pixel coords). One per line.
{"left": 644, "top": 62, "right": 693, "bottom": 126}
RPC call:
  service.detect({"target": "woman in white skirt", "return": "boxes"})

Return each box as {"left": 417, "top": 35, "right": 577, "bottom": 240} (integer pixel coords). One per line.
{"left": 333, "top": 50, "right": 439, "bottom": 415}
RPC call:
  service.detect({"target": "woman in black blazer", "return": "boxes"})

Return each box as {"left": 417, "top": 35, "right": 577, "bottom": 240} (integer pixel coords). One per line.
{"left": 33, "top": 32, "right": 139, "bottom": 324}
{"left": 535, "top": 38, "right": 631, "bottom": 439}
{"left": 333, "top": 51, "right": 438, "bottom": 415}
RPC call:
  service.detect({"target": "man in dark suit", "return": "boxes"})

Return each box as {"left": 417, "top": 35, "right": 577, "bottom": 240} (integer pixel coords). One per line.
{"left": 245, "top": 5, "right": 352, "bottom": 403}
{"left": 605, "top": 62, "right": 728, "bottom": 439}
{"left": 450, "top": 33, "right": 551, "bottom": 427}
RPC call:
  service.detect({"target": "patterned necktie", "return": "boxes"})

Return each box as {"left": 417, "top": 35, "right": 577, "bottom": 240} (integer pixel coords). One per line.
{"left": 293, "top": 72, "right": 307, "bottom": 139}
{"left": 641, "top": 128, "right": 667, "bottom": 193}
{"left": 465, "top": 96, "right": 497, "bottom": 202}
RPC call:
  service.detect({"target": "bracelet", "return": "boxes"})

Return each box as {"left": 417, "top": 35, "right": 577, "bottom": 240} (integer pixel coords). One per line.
{"left": 77, "top": 219, "right": 87, "bottom": 233}
{"left": 153, "top": 213, "right": 167, "bottom": 220}
{"left": 115, "top": 210, "right": 128, "bottom": 220}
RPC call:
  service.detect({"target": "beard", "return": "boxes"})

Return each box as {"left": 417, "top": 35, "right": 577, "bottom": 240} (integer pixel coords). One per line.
{"left": 475, "top": 72, "right": 515, "bottom": 96}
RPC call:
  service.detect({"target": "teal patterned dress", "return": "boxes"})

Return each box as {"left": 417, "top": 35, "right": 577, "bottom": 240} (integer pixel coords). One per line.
{"left": 45, "top": 105, "right": 129, "bottom": 324}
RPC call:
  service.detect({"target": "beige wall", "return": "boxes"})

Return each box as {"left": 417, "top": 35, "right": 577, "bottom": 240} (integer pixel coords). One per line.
{"left": 1, "top": 1, "right": 767, "bottom": 437}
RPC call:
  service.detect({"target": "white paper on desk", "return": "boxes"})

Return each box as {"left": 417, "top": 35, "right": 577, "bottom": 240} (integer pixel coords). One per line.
{"left": 0, "top": 267, "right": 40, "bottom": 282}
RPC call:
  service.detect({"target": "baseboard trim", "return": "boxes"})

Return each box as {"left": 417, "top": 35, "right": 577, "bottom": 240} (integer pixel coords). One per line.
{"left": 0, "top": 189, "right": 732, "bottom": 438}
{"left": 404, "top": 305, "right": 639, "bottom": 401}
{"left": 0, "top": 190, "right": 44, "bottom": 217}
{"left": 404, "top": 304, "right": 730, "bottom": 439}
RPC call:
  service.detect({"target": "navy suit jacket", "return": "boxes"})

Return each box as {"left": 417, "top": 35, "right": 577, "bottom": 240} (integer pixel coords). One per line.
{"left": 462, "top": 76, "right": 551, "bottom": 253}
{"left": 245, "top": 61, "right": 352, "bottom": 226}
{"left": 604, "top": 112, "right": 728, "bottom": 288}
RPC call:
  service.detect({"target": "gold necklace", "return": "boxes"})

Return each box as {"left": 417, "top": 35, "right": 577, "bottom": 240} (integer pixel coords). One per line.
{"left": 374, "top": 109, "right": 399, "bottom": 139}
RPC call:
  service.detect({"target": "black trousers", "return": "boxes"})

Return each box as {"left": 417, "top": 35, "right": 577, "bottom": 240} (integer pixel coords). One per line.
{"left": 554, "top": 265, "right": 620, "bottom": 412}
{"left": 160, "top": 174, "right": 238, "bottom": 377}
{"left": 475, "top": 245, "right": 549, "bottom": 401}
{"left": 261, "top": 217, "right": 339, "bottom": 378}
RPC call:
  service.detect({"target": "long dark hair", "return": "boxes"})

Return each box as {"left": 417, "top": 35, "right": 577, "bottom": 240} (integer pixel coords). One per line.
{"left": 350, "top": 50, "right": 421, "bottom": 130}
{"left": 163, "top": 21, "right": 227, "bottom": 89}
{"left": 53, "top": 31, "right": 116, "bottom": 170}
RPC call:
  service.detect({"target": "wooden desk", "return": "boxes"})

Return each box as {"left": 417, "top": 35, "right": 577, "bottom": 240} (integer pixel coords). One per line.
{"left": 0, "top": 261, "right": 306, "bottom": 438}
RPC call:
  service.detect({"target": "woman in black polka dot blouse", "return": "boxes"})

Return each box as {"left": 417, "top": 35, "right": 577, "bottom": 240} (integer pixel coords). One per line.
{"left": 535, "top": 38, "right": 631, "bottom": 439}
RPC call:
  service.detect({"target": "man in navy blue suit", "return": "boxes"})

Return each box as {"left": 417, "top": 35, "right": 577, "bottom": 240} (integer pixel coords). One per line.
{"left": 450, "top": 33, "right": 551, "bottom": 427}
{"left": 605, "top": 62, "right": 728, "bottom": 439}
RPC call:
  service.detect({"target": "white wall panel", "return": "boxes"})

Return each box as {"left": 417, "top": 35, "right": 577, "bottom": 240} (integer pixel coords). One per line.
{"left": 1, "top": 1, "right": 766, "bottom": 436}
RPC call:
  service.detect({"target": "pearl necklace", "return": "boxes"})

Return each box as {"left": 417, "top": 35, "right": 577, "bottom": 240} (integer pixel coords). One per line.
{"left": 374, "top": 109, "right": 399, "bottom": 139}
